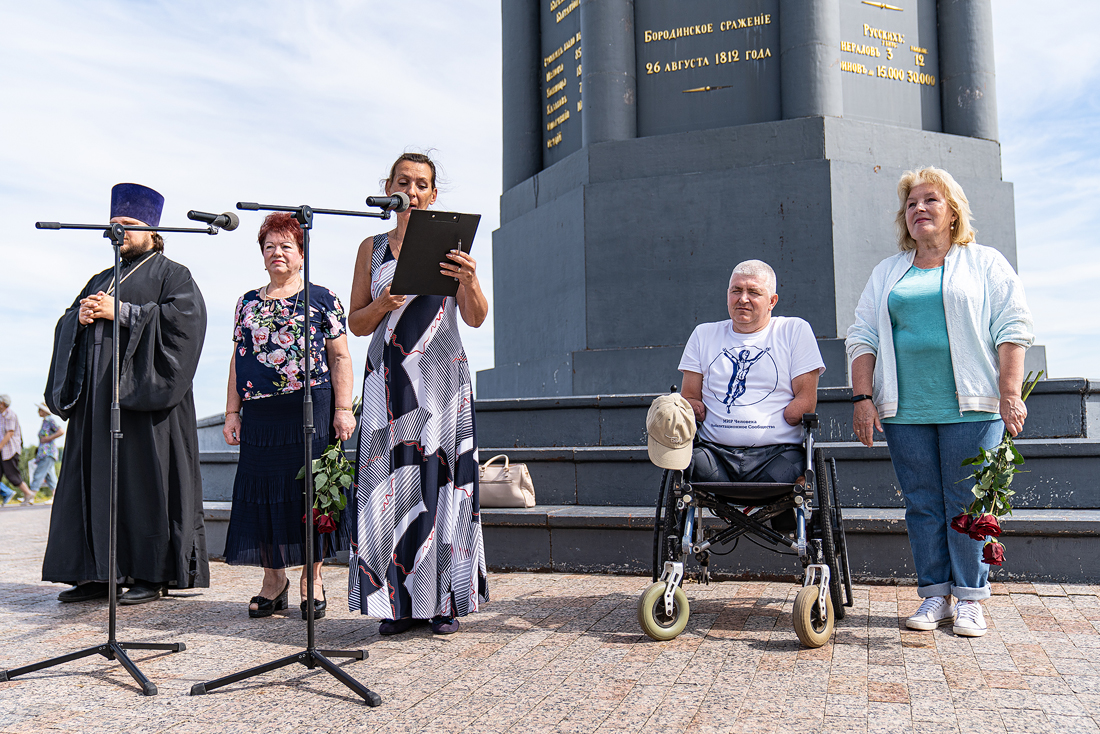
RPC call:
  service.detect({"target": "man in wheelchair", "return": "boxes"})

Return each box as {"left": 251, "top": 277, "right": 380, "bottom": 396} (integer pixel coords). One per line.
{"left": 639, "top": 260, "right": 846, "bottom": 646}
{"left": 677, "top": 260, "right": 825, "bottom": 494}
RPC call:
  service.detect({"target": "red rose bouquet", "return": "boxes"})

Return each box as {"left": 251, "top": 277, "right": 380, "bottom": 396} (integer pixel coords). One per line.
{"left": 951, "top": 371, "right": 1042, "bottom": 566}
{"left": 298, "top": 444, "right": 352, "bottom": 532}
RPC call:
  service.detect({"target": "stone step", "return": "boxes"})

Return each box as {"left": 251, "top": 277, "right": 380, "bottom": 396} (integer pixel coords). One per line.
{"left": 474, "top": 379, "right": 1099, "bottom": 447}
{"left": 199, "top": 438, "right": 1100, "bottom": 509}
{"left": 202, "top": 499, "right": 1100, "bottom": 582}
{"left": 477, "top": 505, "right": 1100, "bottom": 583}
{"left": 473, "top": 438, "right": 1100, "bottom": 509}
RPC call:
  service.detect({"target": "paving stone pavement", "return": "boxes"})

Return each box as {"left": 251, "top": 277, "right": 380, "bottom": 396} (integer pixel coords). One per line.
{"left": 2, "top": 505, "right": 1098, "bottom": 734}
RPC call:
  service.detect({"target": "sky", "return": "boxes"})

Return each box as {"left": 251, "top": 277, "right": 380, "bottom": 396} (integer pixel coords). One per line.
{"left": 1, "top": 0, "right": 1097, "bottom": 442}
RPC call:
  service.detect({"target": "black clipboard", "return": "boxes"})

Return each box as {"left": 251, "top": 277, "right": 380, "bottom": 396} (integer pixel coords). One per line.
{"left": 389, "top": 210, "right": 481, "bottom": 296}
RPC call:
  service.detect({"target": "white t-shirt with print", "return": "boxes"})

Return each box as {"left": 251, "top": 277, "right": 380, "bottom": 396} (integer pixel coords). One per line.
{"left": 678, "top": 316, "right": 825, "bottom": 447}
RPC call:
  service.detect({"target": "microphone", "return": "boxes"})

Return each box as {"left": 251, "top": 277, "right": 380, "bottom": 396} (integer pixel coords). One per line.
{"left": 187, "top": 210, "right": 240, "bottom": 231}
{"left": 36, "top": 222, "right": 62, "bottom": 229}
{"left": 365, "top": 192, "right": 410, "bottom": 213}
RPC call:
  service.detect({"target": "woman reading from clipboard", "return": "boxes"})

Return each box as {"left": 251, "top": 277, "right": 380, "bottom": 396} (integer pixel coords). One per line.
{"left": 347, "top": 152, "right": 489, "bottom": 636}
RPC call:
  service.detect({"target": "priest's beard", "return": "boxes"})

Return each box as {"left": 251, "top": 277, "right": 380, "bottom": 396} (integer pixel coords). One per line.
{"left": 120, "top": 232, "right": 164, "bottom": 259}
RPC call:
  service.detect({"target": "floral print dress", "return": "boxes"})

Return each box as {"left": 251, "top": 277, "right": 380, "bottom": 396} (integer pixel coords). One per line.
{"left": 223, "top": 284, "right": 349, "bottom": 569}
{"left": 233, "top": 286, "right": 345, "bottom": 399}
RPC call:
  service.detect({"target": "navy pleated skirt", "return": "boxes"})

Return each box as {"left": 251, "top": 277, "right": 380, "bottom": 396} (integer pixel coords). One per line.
{"left": 223, "top": 387, "right": 350, "bottom": 568}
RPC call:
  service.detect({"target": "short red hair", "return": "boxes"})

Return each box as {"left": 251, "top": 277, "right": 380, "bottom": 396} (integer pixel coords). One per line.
{"left": 257, "top": 212, "right": 304, "bottom": 253}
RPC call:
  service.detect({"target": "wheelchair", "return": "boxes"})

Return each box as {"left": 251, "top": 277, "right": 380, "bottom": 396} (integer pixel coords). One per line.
{"left": 638, "top": 413, "right": 853, "bottom": 647}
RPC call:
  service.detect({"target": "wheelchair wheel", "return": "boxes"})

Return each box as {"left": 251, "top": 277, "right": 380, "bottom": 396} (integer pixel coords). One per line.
{"left": 829, "top": 457, "right": 854, "bottom": 609}
{"left": 637, "top": 582, "right": 690, "bottom": 641}
{"left": 813, "top": 449, "right": 845, "bottom": 620}
{"left": 793, "top": 584, "right": 834, "bottom": 648}
{"left": 652, "top": 470, "right": 686, "bottom": 582}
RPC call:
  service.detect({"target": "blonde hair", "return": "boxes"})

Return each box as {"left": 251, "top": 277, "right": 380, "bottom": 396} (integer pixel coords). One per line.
{"left": 895, "top": 166, "right": 976, "bottom": 251}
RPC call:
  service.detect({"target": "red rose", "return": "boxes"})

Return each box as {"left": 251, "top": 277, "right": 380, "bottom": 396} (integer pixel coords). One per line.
{"left": 950, "top": 513, "right": 973, "bottom": 535}
{"left": 302, "top": 508, "right": 337, "bottom": 532}
{"left": 316, "top": 512, "right": 337, "bottom": 533}
{"left": 982, "top": 540, "right": 1005, "bottom": 566}
{"left": 968, "top": 513, "right": 1002, "bottom": 541}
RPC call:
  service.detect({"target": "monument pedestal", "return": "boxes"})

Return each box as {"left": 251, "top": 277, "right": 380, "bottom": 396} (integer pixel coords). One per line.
{"left": 479, "top": 115, "right": 1036, "bottom": 397}
{"left": 486, "top": 0, "right": 1043, "bottom": 397}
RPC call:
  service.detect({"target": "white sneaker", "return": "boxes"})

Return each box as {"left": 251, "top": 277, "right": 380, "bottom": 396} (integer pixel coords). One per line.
{"left": 906, "top": 595, "right": 954, "bottom": 630}
{"left": 953, "top": 600, "right": 988, "bottom": 637}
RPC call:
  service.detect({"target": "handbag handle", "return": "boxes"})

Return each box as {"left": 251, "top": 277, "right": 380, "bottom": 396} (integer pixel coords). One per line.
{"left": 481, "top": 454, "right": 510, "bottom": 471}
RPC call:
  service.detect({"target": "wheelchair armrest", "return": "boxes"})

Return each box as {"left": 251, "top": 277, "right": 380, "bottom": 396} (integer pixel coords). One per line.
{"left": 801, "top": 413, "right": 819, "bottom": 429}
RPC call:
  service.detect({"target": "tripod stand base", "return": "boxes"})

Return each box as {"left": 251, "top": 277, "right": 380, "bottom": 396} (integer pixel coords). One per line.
{"left": 1, "top": 640, "right": 186, "bottom": 695}
{"left": 190, "top": 648, "right": 380, "bottom": 706}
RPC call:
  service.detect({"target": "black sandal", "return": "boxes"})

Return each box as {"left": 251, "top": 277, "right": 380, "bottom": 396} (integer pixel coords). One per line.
{"left": 300, "top": 586, "right": 326, "bottom": 620}
{"left": 248, "top": 580, "right": 289, "bottom": 618}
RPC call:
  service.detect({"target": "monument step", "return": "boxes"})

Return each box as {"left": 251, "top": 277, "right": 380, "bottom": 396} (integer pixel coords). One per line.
{"left": 478, "top": 505, "right": 1100, "bottom": 535}
{"left": 202, "top": 500, "right": 1100, "bottom": 582}
{"left": 198, "top": 438, "right": 1100, "bottom": 510}
{"left": 473, "top": 438, "right": 1100, "bottom": 509}
{"left": 475, "top": 379, "right": 1099, "bottom": 448}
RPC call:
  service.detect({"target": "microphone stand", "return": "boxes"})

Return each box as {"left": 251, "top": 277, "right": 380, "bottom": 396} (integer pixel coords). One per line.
{"left": 190, "top": 202, "right": 391, "bottom": 707}
{"left": 1, "top": 220, "right": 219, "bottom": 696}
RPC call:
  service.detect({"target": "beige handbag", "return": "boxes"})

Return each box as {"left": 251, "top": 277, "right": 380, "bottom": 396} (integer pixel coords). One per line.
{"left": 479, "top": 454, "right": 536, "bottom": 508}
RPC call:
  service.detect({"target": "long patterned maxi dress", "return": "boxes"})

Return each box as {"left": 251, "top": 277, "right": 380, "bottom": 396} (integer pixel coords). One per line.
{"left": 349, "top": 233, "right": 488, "bottom": 621}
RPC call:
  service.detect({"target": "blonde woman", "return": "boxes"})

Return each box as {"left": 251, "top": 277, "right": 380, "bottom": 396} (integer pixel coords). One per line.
{"left": 846, "top": 167, "right": 1033, "bottom": 638}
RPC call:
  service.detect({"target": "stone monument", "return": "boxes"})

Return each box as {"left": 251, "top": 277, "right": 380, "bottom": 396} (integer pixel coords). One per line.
{"left": 479, "top": 0, "right": 1043, "bottom": 397}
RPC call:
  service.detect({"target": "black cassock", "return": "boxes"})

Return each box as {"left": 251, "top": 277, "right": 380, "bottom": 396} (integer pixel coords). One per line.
{"left": 43, "top": 250, "right": 210, "bottom": 588}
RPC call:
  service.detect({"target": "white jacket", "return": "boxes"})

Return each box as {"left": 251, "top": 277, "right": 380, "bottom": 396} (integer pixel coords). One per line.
{"left": 845, "top": 243, "right": 1034, "bottom": 418}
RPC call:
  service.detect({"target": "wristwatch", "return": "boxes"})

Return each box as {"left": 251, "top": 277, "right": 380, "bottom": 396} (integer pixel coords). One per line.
{"left": 850, "top": 394, "right": 873, "bottom": 403}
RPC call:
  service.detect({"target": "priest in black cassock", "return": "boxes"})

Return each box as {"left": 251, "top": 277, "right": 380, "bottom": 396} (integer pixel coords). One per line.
{"left": 43, "top": 183, "right": 210, "bottom": 605}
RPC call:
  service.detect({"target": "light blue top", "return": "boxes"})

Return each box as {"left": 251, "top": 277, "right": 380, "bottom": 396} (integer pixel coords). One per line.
{"left": 846, "top": 244, "right": 1033, "bottom": 418}
{"left": 883, "top": 265, "right": 993, "bottom": 424}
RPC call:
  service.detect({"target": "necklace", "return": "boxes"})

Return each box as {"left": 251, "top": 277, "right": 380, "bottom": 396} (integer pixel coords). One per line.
{"left": 261, "top": 274, "right": 303, "bottom": 301}
{"left": 259, "top": 276, "right": 305, "bottom": 338}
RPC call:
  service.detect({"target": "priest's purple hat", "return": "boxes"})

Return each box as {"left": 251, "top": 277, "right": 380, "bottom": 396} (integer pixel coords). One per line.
{"left": 110, "top": 183, "right": 164, "bottom": 227}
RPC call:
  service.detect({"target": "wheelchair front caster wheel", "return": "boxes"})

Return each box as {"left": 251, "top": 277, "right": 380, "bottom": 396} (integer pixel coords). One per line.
{"left": 793, "top": 585, "right": 834, "bottom": 648}
{"left": 637, "top": 582, "right": 690, "bottom": 641}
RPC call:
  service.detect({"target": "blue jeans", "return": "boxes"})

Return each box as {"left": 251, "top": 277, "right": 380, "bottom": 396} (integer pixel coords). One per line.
{"left": 881, "top": 419, "right": 1004, "bottom": 601}
{"left": 29, "top": 456, "right": 57, "bottom": 496}
{"left": 0, "top": 482, "right": 13, "bottom": 504}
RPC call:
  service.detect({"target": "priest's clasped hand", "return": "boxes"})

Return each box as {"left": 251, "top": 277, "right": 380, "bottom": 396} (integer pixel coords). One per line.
{"left": 78, "top": 292, "right": 115, "bottom": 324}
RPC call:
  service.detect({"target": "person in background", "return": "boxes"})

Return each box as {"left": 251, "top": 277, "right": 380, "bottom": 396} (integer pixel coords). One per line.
{"left": 29, "top": 403, "right": 63, "bottom": 502}
{"left": 846, "top": 166, "right": 1033, "bottom": 638}
{"left": 0, "top": 395, "right": 35, "bottom": 506}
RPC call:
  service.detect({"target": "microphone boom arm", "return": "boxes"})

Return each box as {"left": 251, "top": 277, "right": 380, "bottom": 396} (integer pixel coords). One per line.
{"left": 36, "top": 222, "right": 218, "bottom": 235}
{"left": 236, "top": 203, "right": 390, "bottom": 220}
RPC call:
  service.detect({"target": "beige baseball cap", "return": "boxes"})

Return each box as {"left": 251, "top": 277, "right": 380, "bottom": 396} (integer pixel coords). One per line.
{"left": 646, "top": 393, "right": 696, "bottom": 470}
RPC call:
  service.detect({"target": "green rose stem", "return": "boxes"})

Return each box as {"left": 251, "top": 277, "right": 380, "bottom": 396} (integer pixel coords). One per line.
{"left": 296, "top": 444, "right": 353, "bottom": 525}
{"left": 956, "top": 371, "right": 1044, "bottom": 563}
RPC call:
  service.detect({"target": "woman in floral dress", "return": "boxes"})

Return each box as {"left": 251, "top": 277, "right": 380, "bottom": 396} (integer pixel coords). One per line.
{"left": 346, "top": 152, "right": 489, "bottom": 635}
{"left": 222, "top": 212, "right": 356, "bottom": 619}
